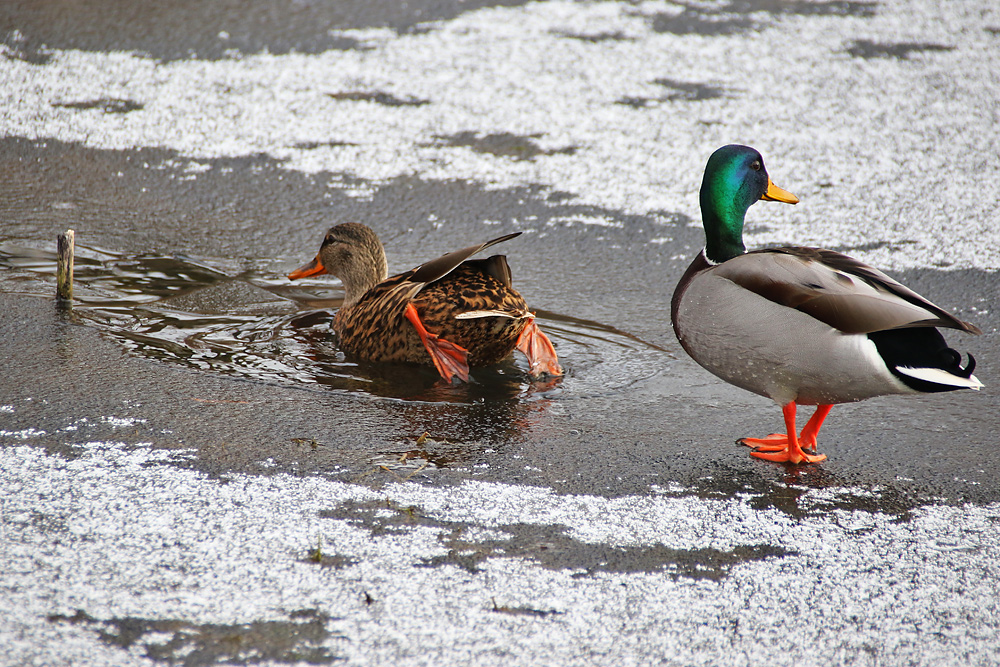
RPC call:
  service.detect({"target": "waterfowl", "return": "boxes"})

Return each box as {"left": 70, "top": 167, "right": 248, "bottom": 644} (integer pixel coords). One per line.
{"left": 288, "top": 223, "right": 561, "bottom": 383}
{"left": 671, "top": 145, "right": 983, "bottom": 464}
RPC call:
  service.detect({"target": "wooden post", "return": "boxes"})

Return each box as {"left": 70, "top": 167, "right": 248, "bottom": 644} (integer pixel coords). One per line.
{"left": 56, "top": 229, "right": 74, "bottom": 300}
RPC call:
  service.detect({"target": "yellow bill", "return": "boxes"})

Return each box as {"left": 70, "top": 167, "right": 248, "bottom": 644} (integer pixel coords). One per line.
{"left": 761, "top": 178, "right": 799, "bottom": 204}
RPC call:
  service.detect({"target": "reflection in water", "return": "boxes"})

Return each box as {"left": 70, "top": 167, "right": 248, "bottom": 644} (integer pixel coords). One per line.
{"left": 675, "top": 461, "right": 921, "bottom": 522}
{"left": 367, "top": 432, "right": 487, "bottom": 479}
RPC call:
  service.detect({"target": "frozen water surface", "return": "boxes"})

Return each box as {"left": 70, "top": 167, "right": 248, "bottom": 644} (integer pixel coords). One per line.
{"left": 2, "top": 0, "right": 1000, "bottom": 665}
{"left": 3, "top": 441, "right": 999, "bottom": 666}
{"left": 1, "top": 1, "right": 998, "bottom": 269}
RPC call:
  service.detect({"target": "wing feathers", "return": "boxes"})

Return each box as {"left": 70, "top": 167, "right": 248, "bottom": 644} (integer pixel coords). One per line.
{"left": 406, "top": 232, "right": 522, "bottom": 286}
{"left": 716, "top": 248, "right": 981, "bottom": 335}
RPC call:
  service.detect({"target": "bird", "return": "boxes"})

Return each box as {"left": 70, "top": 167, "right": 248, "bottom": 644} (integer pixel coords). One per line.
{"left": 670, "top": 144, "right": 983, "bottom": 464}
{"left": 288, "top": 222, "right": 561, "bottom": 383}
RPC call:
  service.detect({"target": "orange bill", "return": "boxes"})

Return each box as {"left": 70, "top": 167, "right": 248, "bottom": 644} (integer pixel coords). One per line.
{"left": 761, "top": 178, "right": 799, "bottom": 204}
{"left": 287, "top": 255, "right": 327, "bottom": 280}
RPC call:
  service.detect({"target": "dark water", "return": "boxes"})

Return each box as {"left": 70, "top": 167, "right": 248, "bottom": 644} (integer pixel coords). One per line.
{"left": 2, "top": 226, "right": 997, "bottom": 510}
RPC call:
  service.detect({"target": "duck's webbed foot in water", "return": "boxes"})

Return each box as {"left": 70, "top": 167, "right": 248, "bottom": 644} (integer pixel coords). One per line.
{"left": 404, "top": 303, "right": 470, "bottom": 383}
{"left": 516, "top": 318, "right": 562, "bottom": 377}
{"left": 738, "top": 403, "right": 832, "bottom": 464}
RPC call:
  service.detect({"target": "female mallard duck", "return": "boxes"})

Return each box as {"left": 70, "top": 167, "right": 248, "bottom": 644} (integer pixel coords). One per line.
{"left": 288, "top": 223, "right": 561, "bottom": 383}
{"left": 671, "top": 145, "right": 983, "bottom": 464}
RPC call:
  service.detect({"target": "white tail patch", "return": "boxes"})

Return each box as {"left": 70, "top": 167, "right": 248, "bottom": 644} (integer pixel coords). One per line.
{"left": 896, "top": 366, "right": 984, "bottom": 390}
{"left": 454, "top": 310, "right": 525, "bottom": 320}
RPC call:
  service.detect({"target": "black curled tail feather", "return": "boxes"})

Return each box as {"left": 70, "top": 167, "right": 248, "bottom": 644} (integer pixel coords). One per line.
{"left": 962, "top": 352, "right": 977, "bottom": 378}
{"left": 868, "top": 328, "right": 978, "bottom": 393}
{"left": 935, "top": 347, "right": 978, "bottom": 379}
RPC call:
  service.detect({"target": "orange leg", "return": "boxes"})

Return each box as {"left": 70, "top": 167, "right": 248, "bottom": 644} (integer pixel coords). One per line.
{"left": 516, "top": 318, "right": 562, "bottom": 377}
{"left": 744, "top": 402, "right": 828, "bottom": 464}
{"left": 403, "top": 303, "right": 470, "bottom": 383}
{"left": 799, "top": 404, "right": 832, "bottom": 452}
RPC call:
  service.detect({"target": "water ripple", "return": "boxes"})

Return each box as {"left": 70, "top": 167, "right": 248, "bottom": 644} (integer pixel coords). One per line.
{"left": 1, "top": 242, "right": 669, "bottom": 404}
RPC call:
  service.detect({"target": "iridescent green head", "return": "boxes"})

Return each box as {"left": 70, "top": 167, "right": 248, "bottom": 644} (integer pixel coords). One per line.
{"left": 699, "top": 144, "right": 798, "bottom": 263}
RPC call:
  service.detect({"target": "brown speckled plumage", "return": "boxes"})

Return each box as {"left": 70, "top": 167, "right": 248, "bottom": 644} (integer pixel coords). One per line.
{"left": 289, "top": 223, "right": 552, "bottom": 374}
{"left": 336, "top": 261, "right": 531, "bottom": 366}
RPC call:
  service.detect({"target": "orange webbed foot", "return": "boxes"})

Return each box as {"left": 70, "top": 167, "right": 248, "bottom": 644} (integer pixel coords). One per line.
{"left": 738, "top": 434, "right": 786, "bottom": 452}
{"left": 739, "top": 434, "right": 821, "bottom": 455}
{"left": 742, "top": 403, "right": 833, "bottom": 465}
{"left": 750, "top": 448, "right": 827, "bottom": 464}
{"left": 404, "top": 303, "right": 471, "bottom": 383}
{"left": 516, "top": 318, "right": 562, "bottom": 377}
{"left": 425, "top": 336, "right": 471, "bottom": 383}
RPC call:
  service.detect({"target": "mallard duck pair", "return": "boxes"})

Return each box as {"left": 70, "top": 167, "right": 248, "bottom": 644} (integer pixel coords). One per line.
{"left": 288, "top": 222, "right": 561, "bottom": 383}
{"left": 289, "top": 145, "right": 983, "bottom": 465}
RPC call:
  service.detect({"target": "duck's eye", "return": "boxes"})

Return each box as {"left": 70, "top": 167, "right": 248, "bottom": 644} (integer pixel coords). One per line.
{"left": 750, "top": 160, "right": 761, "bottom": 171}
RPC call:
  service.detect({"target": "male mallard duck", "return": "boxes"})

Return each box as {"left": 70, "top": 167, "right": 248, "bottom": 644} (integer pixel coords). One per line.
{"left": 671, "top": 145, "right": 983, "bottom": 464}
{"left": 288, "top": 223, "right": 561, "bottom": 383}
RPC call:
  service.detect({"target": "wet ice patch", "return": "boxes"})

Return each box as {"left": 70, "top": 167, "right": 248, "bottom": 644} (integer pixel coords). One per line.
{"left": 1, "top": 1, "right": 999, "bottom": 270}
{"left": 46, "top": 608, "right": 344, "bottom": 665}
{"left": 2, "top": 440, "right": 999, "bottom": 666}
